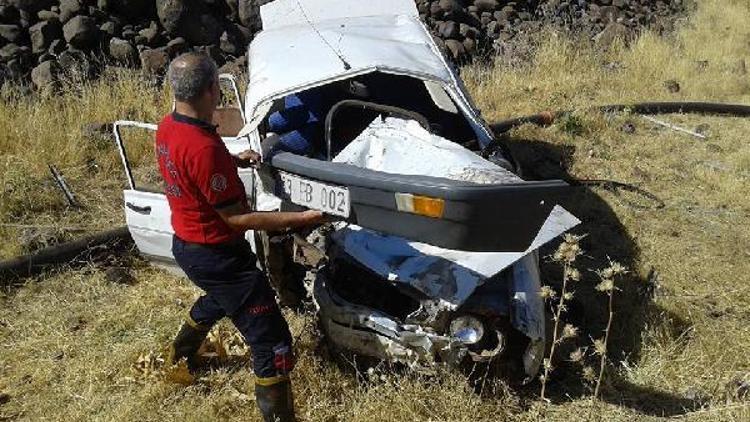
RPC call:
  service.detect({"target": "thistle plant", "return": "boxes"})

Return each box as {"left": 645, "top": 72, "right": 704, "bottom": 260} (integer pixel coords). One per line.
{"left": 592, "top": 260, "right": 627, "bottom": 399}
{"left": 540, "top": 234, "right": 583, "bottom": 401}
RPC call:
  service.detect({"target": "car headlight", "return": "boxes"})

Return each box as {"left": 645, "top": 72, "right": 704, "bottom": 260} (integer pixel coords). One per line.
{"left": 449, "top": 315, "right": 485, "bottom": 345}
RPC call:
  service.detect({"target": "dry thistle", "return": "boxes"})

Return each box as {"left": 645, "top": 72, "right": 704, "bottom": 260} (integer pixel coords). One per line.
{"left": 561, "top": 324, "right": 579, "bottom": 340}
{"left": 540, "top": 234, "right": 585, "bottom": 401}
{"left": 592, "top": 260, "right": 628, "bottom": 401}
{"left": 569, "top": 348, "right": 585, "bottom": 363}
{"left": 540, "top": 285, "right": 557, "bottom": 300}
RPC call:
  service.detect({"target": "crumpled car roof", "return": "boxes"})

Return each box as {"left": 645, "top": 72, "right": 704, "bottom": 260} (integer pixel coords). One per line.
{"left": 245, "top": 0, "right": 456, "bottom": 118}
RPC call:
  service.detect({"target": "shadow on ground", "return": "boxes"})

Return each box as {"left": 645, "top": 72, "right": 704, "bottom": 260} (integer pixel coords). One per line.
{"left": 503, "top": 136, "right": 699, "bottom": 416}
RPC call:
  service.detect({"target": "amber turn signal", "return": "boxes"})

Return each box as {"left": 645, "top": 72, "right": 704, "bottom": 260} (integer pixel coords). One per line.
{"left": 394, "top": 193, "right": 445, "bottom": 218}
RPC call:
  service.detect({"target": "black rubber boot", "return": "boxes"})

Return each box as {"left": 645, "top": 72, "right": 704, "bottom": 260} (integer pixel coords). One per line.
{"left": 167, "top": 321, "right": 210, "bottom": 370}
{"left": 255, "top": 379, "right": 296, "bottom": 422}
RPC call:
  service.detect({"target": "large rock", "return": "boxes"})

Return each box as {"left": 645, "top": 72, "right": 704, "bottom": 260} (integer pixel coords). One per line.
{"left": 0, "top": 24, "right": 22, "bottom": 43}
{"left": 31, "top": 59, "right": 58, "bottom": 88}
{"left": 0, "top": 43, "right": 21, "bottom": 62}
{"left": 593, "top": 22, "right": 630, "bottom": 49}
{"left": 139, "top": 48, "right": 169, "bottom": 75}
{"left": 109, "top": 37, "right": 137, "bottom": 64}
{"left": 184, "top": 13, "right": 223, "bottom": 45}
{"left": 63, "top": 15, "right": 98, "bottom": 49}
{"left": 29, "top": 20, "right": 63, "bottom": 54}
{"left": 59, "top": 0, "right": 84, "bottom": 23}
{"left": 157, "top": 0, "right": 223, "bottom": 45}
{"left": 156, "top": 0, "right": 186, "bottom": 34}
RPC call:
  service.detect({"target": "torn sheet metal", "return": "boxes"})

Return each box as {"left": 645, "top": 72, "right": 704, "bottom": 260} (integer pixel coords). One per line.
{"left": 331, "top": 206, "right": 578, "bottom": 309}
{"left": 334, "top": 117, "right": 520, "bottom": 184}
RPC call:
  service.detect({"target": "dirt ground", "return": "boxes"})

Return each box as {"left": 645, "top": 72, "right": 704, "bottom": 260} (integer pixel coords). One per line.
{"left": 1, "top": 0, "right": 749, "bottom": 420}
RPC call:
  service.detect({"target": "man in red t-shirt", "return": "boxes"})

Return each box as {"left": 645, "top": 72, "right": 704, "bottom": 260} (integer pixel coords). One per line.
{"left": 157, "top": 53, "right": 322, "bottom": 422}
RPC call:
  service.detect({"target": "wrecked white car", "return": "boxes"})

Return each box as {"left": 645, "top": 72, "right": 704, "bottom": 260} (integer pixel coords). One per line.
{"left": 113, "top": 0, "right": 579, "bottom": 382}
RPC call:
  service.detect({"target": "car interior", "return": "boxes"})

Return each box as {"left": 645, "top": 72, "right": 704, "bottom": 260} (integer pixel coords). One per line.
{"left": 256, "top": 72, "right": 481, "bottom": 161}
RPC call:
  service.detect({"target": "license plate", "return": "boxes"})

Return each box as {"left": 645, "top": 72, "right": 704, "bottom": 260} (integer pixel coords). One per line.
{"left": 278, "top": 172, "right": 351, "bottom": 218}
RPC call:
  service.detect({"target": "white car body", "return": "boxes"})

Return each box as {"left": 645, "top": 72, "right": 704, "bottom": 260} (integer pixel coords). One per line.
{"left": 114, "top": 0, "right": 579, "bottom": 381}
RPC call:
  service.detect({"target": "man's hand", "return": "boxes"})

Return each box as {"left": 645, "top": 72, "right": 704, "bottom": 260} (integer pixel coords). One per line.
{"left": 300, "top": 210, "right": 326, "bottom": 226}
{"left": 234, "top": 149, "right": 261, "bottom": 168}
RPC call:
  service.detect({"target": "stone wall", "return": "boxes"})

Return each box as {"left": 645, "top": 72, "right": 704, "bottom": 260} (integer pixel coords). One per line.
{"left": 0, "top": 0, "right": 683, "bottom": 89}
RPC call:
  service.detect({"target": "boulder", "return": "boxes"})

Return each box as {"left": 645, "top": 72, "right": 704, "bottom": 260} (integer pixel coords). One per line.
{"left": 0, "top": 24, "right": 21, "bottom": 43}
{"left": 593, "top": 22, "right": 629, "bottom": 49}
{"left": 109, "top": 37, "right": 137, "bottom": 64}
{"left": 31, "top": 59, "right": 58, "bottom": 88}
{"left": 29, "top": 20, "right": 62, "bottom": 54}
{"left": 182, "top": 13, "right": 223, "bottom": 45}
{"left": 139, "top": 47, "right": 169, "bottom": 75}
{"left": 59, "top": 0, "right": 83, "bottom": 23}
{"left": 63, "top": 15, "right": 98, "bottom": 49}
{"left": 0, "top": 43, "right": 21, "bottom": 62}
{"left": 156, "top": 0, "right": 186, "bottom": 34}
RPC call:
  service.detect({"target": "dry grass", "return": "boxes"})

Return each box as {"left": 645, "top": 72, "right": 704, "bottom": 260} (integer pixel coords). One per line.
{"left": 1, "top": 0, "right": 750, "bottom": 420}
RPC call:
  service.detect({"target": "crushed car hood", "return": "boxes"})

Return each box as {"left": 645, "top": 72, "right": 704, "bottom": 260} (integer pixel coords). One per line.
{"left": 331, "top": 118, "right": 581, "bottom": 308}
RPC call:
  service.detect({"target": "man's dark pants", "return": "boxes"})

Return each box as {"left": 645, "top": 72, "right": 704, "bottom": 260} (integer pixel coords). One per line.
{"left": 172, "top": 235, "right": 294, "bottom": 379}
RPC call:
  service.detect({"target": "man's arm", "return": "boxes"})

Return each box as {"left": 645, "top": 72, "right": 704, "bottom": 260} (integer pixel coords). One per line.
{"left": 216, "top": 202, "right": 324, "bottom": 232}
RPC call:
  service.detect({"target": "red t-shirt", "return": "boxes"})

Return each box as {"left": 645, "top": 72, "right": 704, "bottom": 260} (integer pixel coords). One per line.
{"left": 155, "top": 112, "right": 247, "bottom": 244}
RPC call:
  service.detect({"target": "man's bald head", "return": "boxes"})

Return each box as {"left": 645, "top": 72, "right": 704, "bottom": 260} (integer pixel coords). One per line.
{"left": 168, "top": 53, "right": 218, "bottom": 102}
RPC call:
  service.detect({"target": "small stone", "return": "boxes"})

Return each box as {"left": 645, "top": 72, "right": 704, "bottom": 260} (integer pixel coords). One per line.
{"left": 694, "top": 123, "right": 710, "bottom": 137}
{"left": 104, "top": 267, "right": 135, "bottom": 284}
{"left": 664, "top": 79, "right": 680, "bottom": 93}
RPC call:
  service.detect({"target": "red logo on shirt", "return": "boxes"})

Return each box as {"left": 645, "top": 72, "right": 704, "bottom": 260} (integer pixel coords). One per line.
{"left": 210, "top": 174, "right": 227, "bottom": 192}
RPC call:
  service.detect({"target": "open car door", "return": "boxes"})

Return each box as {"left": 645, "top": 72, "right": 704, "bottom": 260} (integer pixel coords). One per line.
{"left": 113, "top": 121, "right": 175, "bottom": 267}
